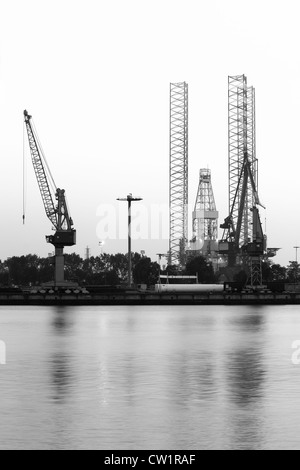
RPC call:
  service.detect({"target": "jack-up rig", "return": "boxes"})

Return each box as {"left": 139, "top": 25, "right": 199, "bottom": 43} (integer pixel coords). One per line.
{"left": 218, "top": 75, "right": 266, "bottom": 285}
{"left": 23, "top": 110, "right": 76, "bottom": 287}
{"left": 167, "top": 75, "right": 275, "bottom": 286}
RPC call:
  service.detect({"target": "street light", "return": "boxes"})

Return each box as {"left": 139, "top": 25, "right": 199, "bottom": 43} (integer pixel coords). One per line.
{"left": 117, "top": 193, "right": 143, "bottom": 287}
{"left": 294, "top": 246, "right": 300, "bottom": 283}
{"left": 294, "top": 246, "right": 300, "bottom": 263}
{"left": 99, "top": 240, "right": 105, "bottom": 255}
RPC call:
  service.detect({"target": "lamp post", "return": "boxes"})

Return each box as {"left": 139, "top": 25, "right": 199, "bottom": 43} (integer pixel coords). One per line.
{"left": 99, "top": 240, "right": 105, "bottom": 255}
{"left": 294, "top": 246, "right": 300, "bottom": 283}
{"left": 117, "top": 193, "right": 143, "bottom": 287}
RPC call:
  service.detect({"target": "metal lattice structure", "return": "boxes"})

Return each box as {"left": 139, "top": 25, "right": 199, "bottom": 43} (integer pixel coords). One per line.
{"left": 24, "top": 110, "right": 76, "bottom": 286}
{"left": 249, "top": 258, "right": 263, "bottom": 286}
{"left": 24, "top": 111, "right": 57, "bottom": 229}
{"left": 220, "top": 75, "right": 265, "bottom": 285}
{"left": 192, "top": 169, "right": 218, "bottom": 255}
{"left": 228, "top": 75, "right": 257, "bottom": 247}
{"left": 245, "top": 85, "right": 257, "bottom": 245}
{"left": 169, "top": 82, "right": 188, "bottom": 266}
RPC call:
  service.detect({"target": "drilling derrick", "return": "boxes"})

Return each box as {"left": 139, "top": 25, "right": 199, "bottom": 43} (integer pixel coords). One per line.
{"left": 169, "top": 82, "right": 188, "bottom": 267}
{"left": 219, "top": 75, "right": 265, "bottom": 285}
{"left": 191, "top": 169, "right": 218, "bottom": 257}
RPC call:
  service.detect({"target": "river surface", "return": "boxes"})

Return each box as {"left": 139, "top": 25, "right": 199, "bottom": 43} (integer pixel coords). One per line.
{"left": 0, "top": 304, "right": 300, "bottom": 450}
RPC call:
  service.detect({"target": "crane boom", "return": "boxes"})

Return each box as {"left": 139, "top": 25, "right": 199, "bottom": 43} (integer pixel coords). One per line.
{"left": 24, "top": 110, "right": 58, "bottom": 229}
{"left": 24, "top": 110, "right": 75, "bottom": 243}
{"left": 23, "top": 110, "right": 76, "bottom": 286}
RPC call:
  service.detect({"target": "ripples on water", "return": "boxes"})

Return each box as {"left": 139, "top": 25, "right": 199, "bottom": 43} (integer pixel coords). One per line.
{"left": 0, "top": 305, "right": 300, "bottom": 449}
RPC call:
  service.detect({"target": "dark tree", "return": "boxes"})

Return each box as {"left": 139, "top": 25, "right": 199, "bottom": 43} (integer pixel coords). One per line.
{"left": 270, "top": 263, "right": 287, "bottom": 282}
{"left": 64, "top": 253, "right": 83, "bottom": 282}
{"left": 286, "top": 261, "right": 299, "bottom": 283}
{"left": 133, "top": 256, "right": 160, "bottom": 286}
{"left": 38, "top": 256, "right": 55, "bottom": 283}
{"left": 164, "top": 264, "right": 180, "bottom": 275}
{"left": 233, "top": 269, "right": 248, "bottom": 285}
{"left": 185, "top": 255, "right": 216, "bottom": 283}
{"left": 5, "top": 255, "right": 40, "bottom": 286}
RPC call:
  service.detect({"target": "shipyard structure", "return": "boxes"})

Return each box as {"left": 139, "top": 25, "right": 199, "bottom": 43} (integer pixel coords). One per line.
{"left": 168, "top": 75, "right": 278, "bottom": 288}
{"left": 12, "top": 75, "right": 294, "bottom": 305}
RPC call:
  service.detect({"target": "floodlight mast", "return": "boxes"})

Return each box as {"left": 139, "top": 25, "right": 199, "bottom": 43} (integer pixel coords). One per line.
{"left": 117, "top": 194, "right": 143, "bottom": 287}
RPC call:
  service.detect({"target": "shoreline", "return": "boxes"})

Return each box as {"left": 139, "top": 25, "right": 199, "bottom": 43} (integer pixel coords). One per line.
{"left": 0, "top": 290, "right": 299, "bottom": 305}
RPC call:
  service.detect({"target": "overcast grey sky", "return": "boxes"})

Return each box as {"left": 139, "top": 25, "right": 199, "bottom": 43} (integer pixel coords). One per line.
{"left": 0, "top": 0, "right": 299, "bottom": 266}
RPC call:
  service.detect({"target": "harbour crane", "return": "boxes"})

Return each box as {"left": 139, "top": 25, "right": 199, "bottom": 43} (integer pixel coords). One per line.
{"left": 219, "top": 150, "right": 266, "bottom": 285}
{"left": 23, "top": 110, "right": 76, "bottom": 287}
{"left": 217, "top": 75, "right": 270, "bottom": 286}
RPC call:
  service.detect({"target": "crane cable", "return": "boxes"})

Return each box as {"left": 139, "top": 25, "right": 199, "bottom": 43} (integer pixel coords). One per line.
{"left": 23, "top": 121, "right": 27, "bottom": 224}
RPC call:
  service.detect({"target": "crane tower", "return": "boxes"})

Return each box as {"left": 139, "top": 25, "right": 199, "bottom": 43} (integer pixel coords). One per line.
{"left": 169, "top": 82, "right": 188, "bottom": 267}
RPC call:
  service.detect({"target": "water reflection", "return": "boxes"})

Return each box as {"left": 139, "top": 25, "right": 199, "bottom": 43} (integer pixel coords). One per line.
{"left": 51, "top": 306, "right": 74, "bottom": 333}
{"left": 3, "top": 305, "right": 300, "bottom": 449}
{"left": 51, "top": 353, "right": 72, "bottom": 403}
{"left": 50, "top": 307, "right": 74, "bottom": 403}
{"left": 229, "top": 309, "right": 265, "bottom": 332}
{"left": 226, "top": 311, "right": 266, "bottom": 449}
{"left": 169, "top": 351, "right": 216, "bottom": 405}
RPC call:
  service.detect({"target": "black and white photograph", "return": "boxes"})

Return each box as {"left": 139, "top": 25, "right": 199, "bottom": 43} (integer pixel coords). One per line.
{"left": 0, "top": 0, "right": 300, "bottom": 452}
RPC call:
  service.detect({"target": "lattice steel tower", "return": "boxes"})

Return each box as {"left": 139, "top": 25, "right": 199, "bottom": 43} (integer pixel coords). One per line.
{"left": 169, "top": 82, "right": 188, "bottom": 266}
{"left": 228, "top": 75, "right": 257, "bottom": 248}
{"left": 192, "top": 169, "right": 218, "bottom": 255}
{"left": 220, "top": 75, "right": 265, "bottom": 285}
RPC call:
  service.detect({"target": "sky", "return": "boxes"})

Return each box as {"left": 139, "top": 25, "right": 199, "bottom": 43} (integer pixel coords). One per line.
{"left": 0, "top": 0, "right": 299, "bottom": 267}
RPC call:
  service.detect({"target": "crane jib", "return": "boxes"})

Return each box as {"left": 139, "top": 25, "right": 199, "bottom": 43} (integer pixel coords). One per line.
{"left": 23, "top": 110, "right": 75, "bottom": 242}
{"left": 23, "top": 110, "right": 76, "bottom": 287}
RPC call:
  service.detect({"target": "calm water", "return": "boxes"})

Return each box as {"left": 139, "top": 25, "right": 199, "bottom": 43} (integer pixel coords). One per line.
{"left": 0, "top": 304, "right": 300, "bottom": 450}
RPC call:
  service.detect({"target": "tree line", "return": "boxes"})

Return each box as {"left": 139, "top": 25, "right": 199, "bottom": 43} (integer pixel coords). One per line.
{"left": 0, "top": 253, "right": 160, "bottom": 287}
{"left": 0, "top": 252, "right": 298, "bottom": 287}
